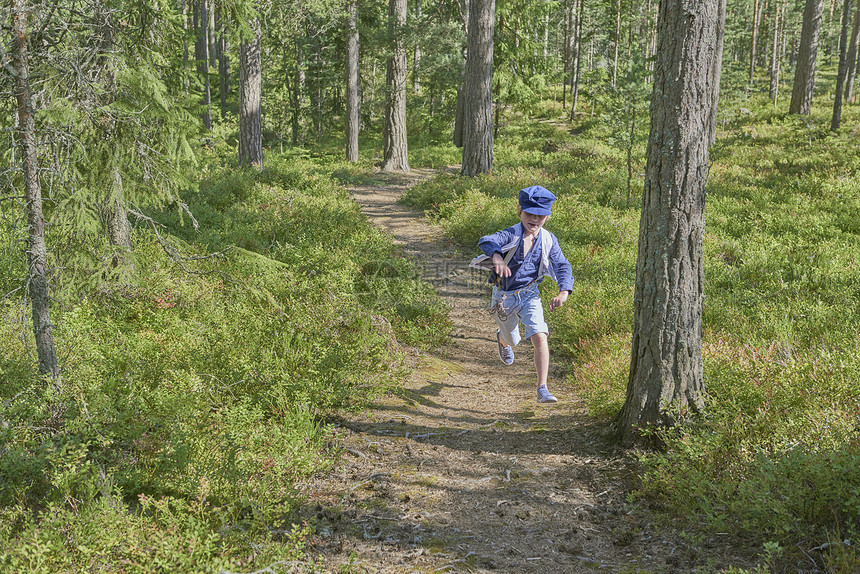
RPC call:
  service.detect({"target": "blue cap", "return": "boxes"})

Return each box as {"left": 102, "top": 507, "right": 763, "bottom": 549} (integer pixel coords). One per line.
{"left": 519, "top": 185, "right": 556, "bottom": 216}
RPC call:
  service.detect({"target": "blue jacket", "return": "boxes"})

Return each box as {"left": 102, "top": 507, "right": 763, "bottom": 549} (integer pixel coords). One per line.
{"left": 472, "top": 224, "right": 574, "bottom": 293}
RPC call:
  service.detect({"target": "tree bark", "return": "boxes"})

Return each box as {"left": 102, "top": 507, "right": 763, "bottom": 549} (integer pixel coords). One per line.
{"left": 12, "top": 0, "right": 61, "bottom": 383}
{"left": 346, "top": 0, "right": 361, "bottom": 163}
{"left": 845, "top": 0, "right": 860, "bottom": 102}
{"left": 382, "top": 0, "right": 410, "bottom": 171}
{"left": 460, "top": 0, "right": 494, "bottom": 177}
{"left": 239, "top": 18, "right": 263, "bottom": 168}
{"left": 750, "top": 0, "right": 760, "bottom": 84}
{"left": 789, "top": 0, "right": 825, "bottom": 114}
{"left": 218, "top": 19, "right": 231, "bottom": 118}
{"left": 414, "top": 0, "right": 422, "bottom": 93}
{"left": 612, "top": 0, "right": 621, "bottom": 87}
{"left": 195, "top": 0, "right": 213, "bottom": 130}
{"left": 616, "top": 0, "right": 725, "bottom": 446}
{"left": 769, "top": 0, "right": 783, "bottom": 101}
{"left": 831, "top": 0, "right": 852, "bottom": 130}
{"left": 570, "top": 0, "right": 583, "bottom": 118}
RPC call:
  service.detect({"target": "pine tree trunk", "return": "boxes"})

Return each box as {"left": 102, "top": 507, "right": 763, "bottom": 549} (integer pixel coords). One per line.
{"left": 616, "top": 0, "right": 725, "bottom": 446}
{"left": 845, "top": 0, "right": 860, "bottom": 102}
{"left": 460, "top": 0, "right": 494, "bottom": 177}
{"left": 414, "top": 0, "right": 422, "bottom": 93}
{"left": 612, "top": 0, "right": 621, "bottom": 87}
{"left": 195, "top": 0, "right": 213, "bottom": 129}
{"left": 218, "top": 17, "right": 231, "bottom": 118}
{"left": 12, "top": 0, "right": 61, "bottom": 384}
{"left": 750, "top": 0, "right": 760, "bottom": 84}
{"left": 239, "top": 18, "right": 263, "bottom": 168}
{"left": 570, "top": 0, "right": 583, "bottom": 119}
{"left": 789, "top": 0, "right": 824, "bottom": 114}
{"left": 831, "top": 0, "right": 852, "bottom": 130}
{"left": 346, "top": 0, "right": 361, "bottom": 163}
{"left": 382, "top": 0, "right": 409, "bottom": 171}
{"left": 769, "top": 0, "right": 783, "bottom": 101}
{"left": 291, "top": 39, "right": 304, "bottom": 145}
{"left": 563, "top": 0, "right": 572, "bottom": 109}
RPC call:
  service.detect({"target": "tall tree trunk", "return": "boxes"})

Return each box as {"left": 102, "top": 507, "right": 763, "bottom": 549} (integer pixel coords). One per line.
{"left": 612, "top": 0, "right": 621, "bottom": 87}
{"left": 382, "top": 0, "right": 410, "bottom": 171}
{"left": 616, "top": 0, "right": 725, "bottom": 446}
{"left": 239, "top": 18, "right": 263, "bottom": 168}
{"left": 346, "top": 0, "right": 361, "bottom": 162}
{"left": 845, "top": 0, "right": 860, "bottom": 101}
{"left": 11, "top": 0, "right": 61, "bottom": 384}
{"left": 195, "top": 0, "right": 213, "bottom": 129}
{"left": 831, "top": 0, "right": 852, "bottom": 130}
{"left": 414, "top": 0, "right": 422, "bottom": 93}
{"left": 291, "top": 39, "right": 305, "bottom": 145}
{"left": 208, "top": 0, "right": 217, "bottom": 67}
{"left": 750, "top": 0, "right": 760, "bottom": 85}
{"left": 789, "top": 0, "right": 824, "bottom": 114}
{"left": 563, "top": 0, "right": 572, "bottom": 109}
{"left": 570, "top": 0, "right": 583, "bottom": 118}
{"left": 460, "top": 0, "right": 494, "bottom": 176}
{"left": 769, "top": 0, "right": 783, "bottom": 101}
{"left": 217, "top": 12, "right": 231, "bottom": 118}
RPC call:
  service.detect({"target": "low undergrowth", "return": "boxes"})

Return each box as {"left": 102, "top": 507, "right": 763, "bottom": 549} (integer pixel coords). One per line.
{"left": 402, "top": 90, "right": 860, "bottom": 570}
{"left": 0, "top": 148, "right": 450, "bottom": 571}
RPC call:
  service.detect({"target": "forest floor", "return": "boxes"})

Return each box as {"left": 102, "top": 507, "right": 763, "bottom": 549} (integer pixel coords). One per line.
{"left": 296, "top": 169, "right": 760, "bottom": 573}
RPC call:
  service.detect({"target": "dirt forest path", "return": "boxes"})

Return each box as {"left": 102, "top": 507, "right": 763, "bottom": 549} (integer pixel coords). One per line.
{"left": 300, "top": 170, "right": 746, "bottom": 573}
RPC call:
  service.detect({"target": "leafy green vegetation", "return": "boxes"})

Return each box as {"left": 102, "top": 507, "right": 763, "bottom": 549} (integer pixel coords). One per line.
{"left": 402, "top": 88, "right": 860, "bottom": 569}
{"left": 0, "top": 149, "right": 450, "bottom": 571}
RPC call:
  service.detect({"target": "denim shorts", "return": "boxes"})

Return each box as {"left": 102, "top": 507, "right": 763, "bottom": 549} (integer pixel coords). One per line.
{"left": 490, "top": 280, "right": 548, "bottom": 347}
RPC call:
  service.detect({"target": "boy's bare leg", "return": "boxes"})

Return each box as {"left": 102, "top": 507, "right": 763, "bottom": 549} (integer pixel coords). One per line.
{"left": 531, "top": 332, "right": 549, "bottom": 389}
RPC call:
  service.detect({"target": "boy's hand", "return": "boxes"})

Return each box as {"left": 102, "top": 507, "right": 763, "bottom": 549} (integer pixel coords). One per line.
{"left": 492, "top": 253, "right": 512, "bottom": 278}
{"left": 549, "top": 290, "right": 569, "bottom": 312}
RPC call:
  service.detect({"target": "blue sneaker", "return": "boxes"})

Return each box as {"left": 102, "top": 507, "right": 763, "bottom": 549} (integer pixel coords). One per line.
{"left": 537, "top": 386, "right": 558, "bottom": 404}
{"left": 497, "top": 331, "right": 514, "bottom": 365}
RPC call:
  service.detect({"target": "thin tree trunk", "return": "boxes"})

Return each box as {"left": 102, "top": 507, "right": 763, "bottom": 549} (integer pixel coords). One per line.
{"left": 195, "top": 0, "right": 213, "bottom": 129}
{"left": 414, "top": 0, "right": 422, "bottom": 93}
{"left": 382, "top": 0, "right": 410, "bottom": 171}
{"left": 769, "top": 0, "right": 783, "bottom": 103}
{"left": 789, "top": 0, "right": 825, "bottom": 114}
{"left": 208, "top": 0, "right": 217, "bottom": 67}
{"left": 831, "top": 0, "right": 852, "bottom": 129}
{"left": 12, "top": 0, "right": 61, "bottom": 384}
{"left": 845, "top": 0, "right": 860, "bottom": 101}
{"left": 750, "top": 0, "right": 760, "bottom": 84}
{"left": 616, "top": 0, "right": 726, "bottom": 446}
{"left": 346, "top": 0, "right": 361, "bottom": 162}
{"left": 291, "top": 39, "right": 304, "bottom": 145}
{"left": 570, "top": 0, "right": 583, "bottom": 118}
{"left": 218, "top": 19, "right": 231, "bottom": 118}
{"left": 460, "top": 0, "right": 494, "bottom": 176}
{"left": 563, "top": 0, "right": 572, "bottom": 109}
{"left": 612, "top": 0, "right": 621, "bottom": 87}
{"left": 239, "top": 18, "right": 263, "bottom": 168}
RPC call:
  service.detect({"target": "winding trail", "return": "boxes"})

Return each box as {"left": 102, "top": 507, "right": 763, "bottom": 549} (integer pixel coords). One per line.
{"left": 300, "top": 170, "right": 742, "bottom": 573}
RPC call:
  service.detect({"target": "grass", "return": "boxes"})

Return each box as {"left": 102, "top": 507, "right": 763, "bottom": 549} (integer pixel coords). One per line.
{"left": 401, "top": 78, "right": 860, "bottom": 570}
{"left": 0, "top": 144, "right": 451, "bottom": 571}
{"left": 3, "top": 61, "right": 860, "bottom": 571}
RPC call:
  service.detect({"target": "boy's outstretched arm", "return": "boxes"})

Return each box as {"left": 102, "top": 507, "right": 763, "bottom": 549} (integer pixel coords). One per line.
{"left": 492, "top": 252, "right": 512, "bottom": 278}
{"left": 549, "top": 290, "right": 569, "bottom": 312}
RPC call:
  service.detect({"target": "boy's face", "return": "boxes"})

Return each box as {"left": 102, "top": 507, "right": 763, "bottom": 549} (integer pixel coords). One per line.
{"left": 519, "top": 208, "right": 549, "bottom": 235}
